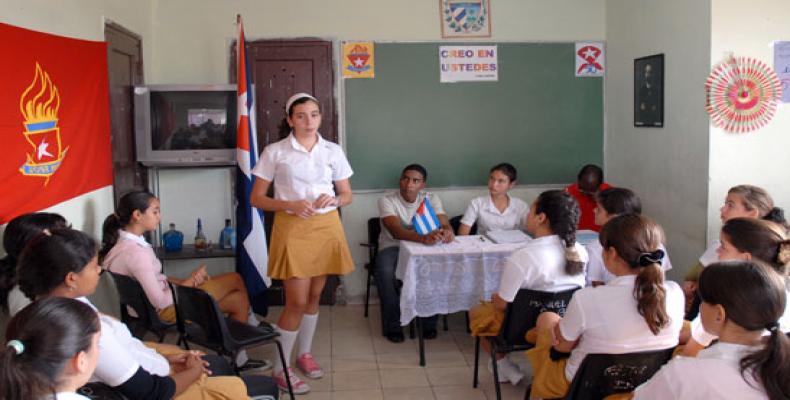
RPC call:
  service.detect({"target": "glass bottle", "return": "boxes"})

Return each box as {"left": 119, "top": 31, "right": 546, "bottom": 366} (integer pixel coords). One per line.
{"left": 162, "top": 223, "right": 183, "bottom": 252}
{"left": 194, "top": 218, "right": 208, "bottom": 251}
{"left": 219, "top": 219, "right": 236, "bottom": 250}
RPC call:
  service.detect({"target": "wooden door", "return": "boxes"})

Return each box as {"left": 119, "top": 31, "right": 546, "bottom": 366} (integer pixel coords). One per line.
{"left": 231, "top": 39, "right": 339, "bottom": 306}
{"left": 105, "top": 22, "right": 146, "bottom": 204}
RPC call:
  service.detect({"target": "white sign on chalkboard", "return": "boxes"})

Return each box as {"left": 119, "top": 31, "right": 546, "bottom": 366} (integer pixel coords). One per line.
{"left": 439, "top": 45, "right": 498, "bottom": 83}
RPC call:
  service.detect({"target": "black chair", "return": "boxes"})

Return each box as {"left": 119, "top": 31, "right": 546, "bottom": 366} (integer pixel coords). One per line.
{"left": 109, "top": 271, "right": 176, "bottom": 342}
{"left": 173, "top": 285, "right": 295, "bottom": 400}
{"left": 557, "top": 347, "right": 675, "bottom": 400}
{"left": 360, "top": 217, "right": 381, "bottom": 318}
{"left": 449, "top": 215, "right": 477, "bottom": 235}
{"left": 77, "top": 382, "right": 129, "bottom": 400}
{"left": 473, "top": 287, "right": 580, "bottom": 400}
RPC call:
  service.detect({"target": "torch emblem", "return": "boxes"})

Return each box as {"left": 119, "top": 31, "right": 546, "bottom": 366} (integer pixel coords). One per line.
{"left": 19, "top": 63, "right": 68, "bottom": 185}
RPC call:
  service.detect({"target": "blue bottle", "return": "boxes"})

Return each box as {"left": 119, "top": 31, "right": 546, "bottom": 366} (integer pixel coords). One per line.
{"left": 162, "top": 223, "right": 184, "bottom": 252}
{"left": 219, "top": 219, "right": 236, "bottom": 250}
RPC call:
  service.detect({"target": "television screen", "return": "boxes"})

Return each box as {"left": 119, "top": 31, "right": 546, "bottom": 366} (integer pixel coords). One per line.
{"left": 150, "top": 91, "right": 237, "bottom": 151}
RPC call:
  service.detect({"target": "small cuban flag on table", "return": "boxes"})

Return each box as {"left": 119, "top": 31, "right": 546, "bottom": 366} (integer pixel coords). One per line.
{"left": 412, "top": 197, "right": 441, "bottom": 235}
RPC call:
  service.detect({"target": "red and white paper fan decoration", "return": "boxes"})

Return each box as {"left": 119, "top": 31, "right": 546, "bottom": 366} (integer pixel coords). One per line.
{"left": 705, "top": 55, "right": 782, "bottom": 133}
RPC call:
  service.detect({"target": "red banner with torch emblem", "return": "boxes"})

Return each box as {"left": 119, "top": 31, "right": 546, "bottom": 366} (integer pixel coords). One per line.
{"left": 0, "top": 23, "right": 112, "bottom": 224}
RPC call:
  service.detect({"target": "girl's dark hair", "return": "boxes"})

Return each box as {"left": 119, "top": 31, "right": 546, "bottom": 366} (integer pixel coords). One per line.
{"left": 402, "top": 164, "right": 428, "bottom": 182}
{"left": 596, "top": 187, "right": 642, "bottom": 216}
{"left": 1, "top": 296, "right": 99, "bottom": 400}
{"left": 728, "top": 185, "right": 788, "bottom": 230}
{"left": 599, "top": 214, "right": 669, "bottom": 335}
{"left": 534, "top": 190, "right": 584, "bottom": 275}
{"left": 99, "top": 190, "right": 156, "bottom": 262}
{"left": 17, "top": 229, "right": 97, "bottom": 301}
{"left": 722, "top": 218, "right": 790, "bottom": 276}
{"left": 0, "top": 213, "right": 68, "bottom": 311}
{"left": 698, "top": 261, "right": 789, "bottom": 400}
{"left": 277, "top": 96, "right": 321, "bottom": 136}
{"left": 490, "top": 163, "right": 517, "bottom": 183}
{"left": 577, "top": 164, "right": 604, "bottom": 183}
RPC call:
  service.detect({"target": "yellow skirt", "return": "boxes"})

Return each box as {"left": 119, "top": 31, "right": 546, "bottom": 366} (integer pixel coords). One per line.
{"left": 469, "top": 301, "right": 504, "bottom": 337}
{"left": 525, "top": 329, "right": 570, "bottom": 399}
{"left": 268, "top": 210, "right": 354, "bottom": 280}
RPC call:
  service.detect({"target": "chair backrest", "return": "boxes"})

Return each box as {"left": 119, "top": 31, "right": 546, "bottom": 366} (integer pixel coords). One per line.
{"left": 109, "top": 271, "right": 172, "bottom": 337}
{"left": 174, "top": 284, "right": 234, "bottom": 352}
{"left": 565, "top": 348, "right": 675, "bottom": 400}
{"left": 499, "top": 287, "right": 580, "bottom": 347}
{"left": 449, "top": 215, "right": 477, "bottom": 235}
{"left": 367, "top": 217, "right": 381, "bottom": 260}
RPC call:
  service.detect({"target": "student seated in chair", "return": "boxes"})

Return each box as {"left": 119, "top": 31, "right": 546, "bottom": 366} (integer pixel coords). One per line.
{"left": 457, "top": 163, "right": 528, "bottom": 235}
{"left": 526, "top": 214, "right": 684, "bottom": 399}
{"left": 469, "top": 190, "right": 587, "bottom": 386}
{"left": 16, "top": 228, "right": 270, "bottom": 400}
{"left": 375, "top": 164, "right": 454, "bottom": 343}
{"left": 634, "top": 261, "right": 790, "bottom": 399}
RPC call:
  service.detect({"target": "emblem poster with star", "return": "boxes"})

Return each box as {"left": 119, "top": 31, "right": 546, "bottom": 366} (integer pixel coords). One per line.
{"left": 343, "top": 42, "right": 375, "bottom": 79}
{"left": 0, "top": 23, "right": 112, "bottom": 223}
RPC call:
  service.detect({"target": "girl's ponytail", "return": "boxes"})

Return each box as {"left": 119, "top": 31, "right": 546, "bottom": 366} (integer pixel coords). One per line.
{"left": 0, "top": 342, "right": 38, "bottom": 400}
{"left": 534, "top": 190, "right": 584, "bottom": 275}
{"left": 600, "top": 214, "right": 669, "bottom": 335}
{"left": 742, "top": 325, "right": 790, "bottom": 400}
{"left": 99, "top": 213, "right": 123, "bottom": 262}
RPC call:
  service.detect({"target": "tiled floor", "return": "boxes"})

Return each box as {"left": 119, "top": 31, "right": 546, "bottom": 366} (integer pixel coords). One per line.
{"left": 241, "top": 304, "right": 534, "bottom": 400}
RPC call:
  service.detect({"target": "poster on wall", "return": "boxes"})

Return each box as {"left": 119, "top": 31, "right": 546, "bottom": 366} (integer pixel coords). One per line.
{"left": 342, "top": 41, "right": 375, "bottom": 79}
{"left": 775, "top": 41, "right": 790, "bottom": 103}
{"left": 440, "top": 0, "right": 491, "bottom": 38}
{"left": 0, "top": 22, "right": 112, "bottom": 224}
{"left": 439, "top": 45, "right": 498, "bottom": 82}
{"left": 634, "top": 54, "right": 664, "bottom": 127}
{"left": 575, "top": 42, "right": 605, "bottom": 77}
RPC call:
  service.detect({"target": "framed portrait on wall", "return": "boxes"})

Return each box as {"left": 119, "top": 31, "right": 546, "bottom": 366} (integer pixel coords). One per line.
{"left": 634, "top": 54, "right": 664, "bottom": 127}
{"left": 440, "top": 0, "right": 491, "bottom": 38}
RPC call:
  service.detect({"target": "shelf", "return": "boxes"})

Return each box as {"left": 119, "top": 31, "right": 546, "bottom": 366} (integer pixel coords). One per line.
{"left": 155, "top": 244, "right": 235, "bottom": 260}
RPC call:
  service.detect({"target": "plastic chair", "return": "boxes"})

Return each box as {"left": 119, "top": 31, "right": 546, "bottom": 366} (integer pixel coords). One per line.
{"left": 473, "top": 287, "right": 580, "bottom": 400}
{"left": 173, "top": 285, "right": 294, "bottom": 400}
{"left": 109, "top": 271, "right": 176, "bottom": 342}
{"left": 360, "top": 217, "right": 381, "bottom": 317}
{"left": 77, "top": 382, "right": 129, "bottom": 400}
{"left": 555, "top": 347, "right": 675, "bottom": 400}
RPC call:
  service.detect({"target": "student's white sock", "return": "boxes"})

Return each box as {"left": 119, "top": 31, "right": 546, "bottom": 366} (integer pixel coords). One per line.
{"left": 247, "top": 309, "right": 259, "bottom": 326}
{"left": 274, "top": 327, "right": 298, "bottom": 374}
{"left": 296, "top": 313, "right": 319, "bottom": 357}
{"left": 235, "top": 349, "right": 249, "bottom": 366}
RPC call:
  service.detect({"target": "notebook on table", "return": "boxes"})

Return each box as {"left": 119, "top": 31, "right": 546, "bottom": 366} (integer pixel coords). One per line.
{"left": 484, "top": 229, "right": 531, "bottom": 244}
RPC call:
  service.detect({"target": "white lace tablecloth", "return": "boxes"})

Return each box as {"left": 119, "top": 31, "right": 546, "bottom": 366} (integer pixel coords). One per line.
{"left": 396, "top": 235, "right": 529, "bottom": 326}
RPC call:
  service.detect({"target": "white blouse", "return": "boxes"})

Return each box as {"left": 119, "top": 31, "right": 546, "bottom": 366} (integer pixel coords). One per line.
{"left": 460, "top": 195, "right": 528, "bottom": 234}
{"left": 252, "top": 133, "right": 353, "bottom": 214}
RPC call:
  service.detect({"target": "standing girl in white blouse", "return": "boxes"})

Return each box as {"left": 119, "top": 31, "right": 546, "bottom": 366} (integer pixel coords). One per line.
{"left": 250, "top": 93, "right": 354, "bottom": 394}
{"left": 458, "top": 163, "right": 528, "bottom": 235}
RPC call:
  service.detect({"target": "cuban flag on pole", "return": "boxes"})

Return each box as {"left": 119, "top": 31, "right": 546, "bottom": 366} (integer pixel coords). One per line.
{"left": 412, "top": 197, "right": 441, "bottom": 235}
{"left": 235, "top": 15, "right": 270, "bottom": 316}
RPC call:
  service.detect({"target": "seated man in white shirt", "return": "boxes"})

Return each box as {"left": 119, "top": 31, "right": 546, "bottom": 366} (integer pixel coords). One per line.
{"left": 375, "top": 164, "right": 454, "bottom": 343}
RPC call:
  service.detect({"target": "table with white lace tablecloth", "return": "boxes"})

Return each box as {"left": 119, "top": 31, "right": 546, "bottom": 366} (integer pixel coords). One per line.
{"left": 396, "top": 235, "right": 529, "bottom": 326}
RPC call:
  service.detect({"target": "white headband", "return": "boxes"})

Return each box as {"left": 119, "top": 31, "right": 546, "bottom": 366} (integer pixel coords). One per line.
{"left": 285, "top": 93, "right": 318, "bottom": 114}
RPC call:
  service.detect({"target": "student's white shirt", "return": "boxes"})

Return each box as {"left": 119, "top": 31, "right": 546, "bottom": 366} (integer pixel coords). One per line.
{"left": 378, "top": 191, "right": 446, "bottom": 250}
{"left": 633, "top": 343, "right": 766, "bottom": 399}
{"left": 76, "top": 297, "right": 170, "bottom": 386}
{"left": 497, "top": 235, "right": 588, "bottom": 302}
{"left": 56, "top": 393, "right": 91, "bottom": 400}
{"left": 460, "top": 195, "right": 528, "bottom": 234}
{"left": 584, "top": 241, "right": 673, "bottom": 285}
{"left": 691, "top": 280, "right": 790, "bottom": 346}
{"left": 699, "top": 240, "right": 720, "bottom": 267}
{"left": 252, "top": 133, "right": 353, "bottom": 215}
{"left": 7, "top": 285, "right": 30, "bottom": 316}
{"left": 559, "top": 275, "right": 685, "bottom": 381}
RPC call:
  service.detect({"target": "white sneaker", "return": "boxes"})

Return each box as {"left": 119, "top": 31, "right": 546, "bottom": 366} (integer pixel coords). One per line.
{"left": 489, "top": 358, "right": 524, "bottom": 386}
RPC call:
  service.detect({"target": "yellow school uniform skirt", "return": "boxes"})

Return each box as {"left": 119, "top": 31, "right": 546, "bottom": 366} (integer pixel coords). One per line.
{"left": 525, "top": 329, "right": 571, "bottom": 399}
{"left": 267, "top": 210, "right": 354, "bottom": 280}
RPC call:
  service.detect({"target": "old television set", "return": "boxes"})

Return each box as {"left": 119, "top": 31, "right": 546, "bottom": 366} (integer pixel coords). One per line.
{"left": 134, "top": 84, "right": 238, "bottom": 166}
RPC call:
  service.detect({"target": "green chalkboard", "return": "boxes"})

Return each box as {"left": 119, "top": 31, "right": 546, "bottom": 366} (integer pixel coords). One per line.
{"left": 345, "top": 42, "right": 603, "bottom": 189}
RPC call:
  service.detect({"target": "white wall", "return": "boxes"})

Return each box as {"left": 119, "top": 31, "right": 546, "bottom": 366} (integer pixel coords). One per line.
{"left": 604, "top": 0, "right": 712, "bottom": 281}
{"left": 707, "top": 0, "right": 790, "bottom": 241}
{"left": 0, "top": 0, "right": 154, "bottom": 238}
